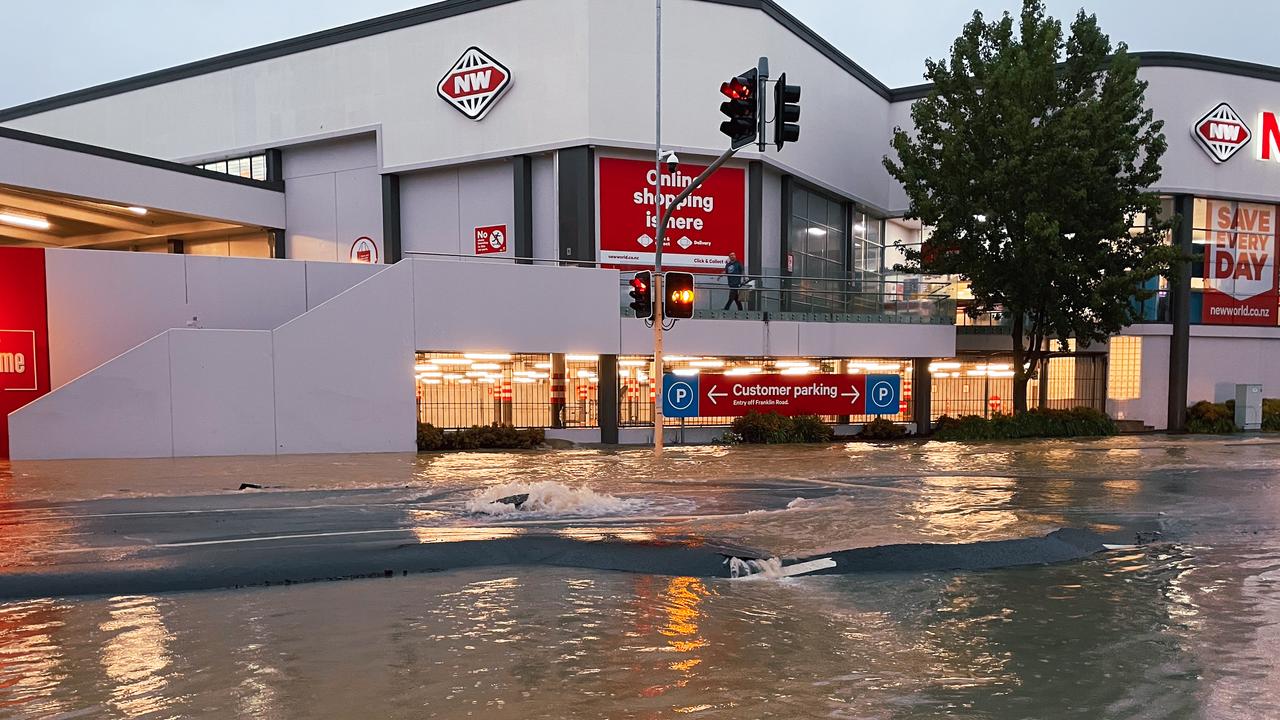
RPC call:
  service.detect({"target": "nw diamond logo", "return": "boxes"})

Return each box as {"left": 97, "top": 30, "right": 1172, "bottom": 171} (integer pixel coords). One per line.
{"left": 1193, "top": 102, "right": 1251, "bottom": 163}
{"left": 437, "top": 47, "right": 512, "bottom": 121}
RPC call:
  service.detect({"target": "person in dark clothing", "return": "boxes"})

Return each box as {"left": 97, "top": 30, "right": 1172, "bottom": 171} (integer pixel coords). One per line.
{"left": 723, "top": 252, "right": 745, "bottom": 310}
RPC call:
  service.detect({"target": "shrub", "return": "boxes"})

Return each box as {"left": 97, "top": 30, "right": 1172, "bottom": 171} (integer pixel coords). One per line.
{"left": 731, "top": 411, "right": 797, "bottom": 444}
{"left": 791, "top": 415, "right": 836, "bottom": 443}
{"left": 933, "top": 407, "right": 1117, "bottom": 441}
{"left": 858, "top": 417, "right": 908, "bottom": 440}
{"left": 729, "top": 412, "right": 835, "bottom": 444}
{"left": 417, "top": 423, "right": 545, "bottom": 451}
{"left": 1184, "top": 401, "right": 1238, "bottom": 434}
{"left": 1264, "top": 399, "right": 1280, "bottom": 432}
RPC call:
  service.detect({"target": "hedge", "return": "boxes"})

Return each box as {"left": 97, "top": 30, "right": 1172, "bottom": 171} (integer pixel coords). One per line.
{"left": 417, "top": 423, "right": 545, "bottom": 451}
{"left": 932, "top": 407, "right": 1117, "bottom": 441}
{"left": 727, "top": 412, "right": 834, "bottom": 444}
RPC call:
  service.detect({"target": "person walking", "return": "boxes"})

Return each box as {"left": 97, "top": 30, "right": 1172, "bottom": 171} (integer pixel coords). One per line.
{"left": 723, "top": 252, "right": 745, "bottom": 310}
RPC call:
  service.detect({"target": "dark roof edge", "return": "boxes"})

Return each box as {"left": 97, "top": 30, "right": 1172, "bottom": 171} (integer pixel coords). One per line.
{"left": 0, "top": 126, "right": 285, "bottom": 192}
{"left": 886, "top": 51, "right": 1280, "bottom": 102}
{"left": 0, "top": 0, "right": 521, "bottom": 123}
{"left": 2, "top": 0, "right": 1280, "bottom": 121}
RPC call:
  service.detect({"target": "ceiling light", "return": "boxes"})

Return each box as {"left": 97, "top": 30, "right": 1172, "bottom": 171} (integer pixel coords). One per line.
{"left": 807, "top": 227, "right": 826, "bottom": 236}
{"left": 853, "top": 223, "right": 866, "bottom": 233}
{"left": 782, "top": 366, "right": 816, "bottom": 375}
{"left": 774, "top": 360, "right": 812, "bottom": 368}
{"left": 533, "top": 362, "right": 551, "bottom": 369}
{"left": 458, "top": 379, "right": 473, "bottom": 384}
{"left": 0, "top": 212, "right": 51, "bottom": 231}
{"left": 576, "top": 370, "right": 597, "bottom": 379}
{"left": 423, "top": 379, "right": 441, "bottom": 385}
{"left": 672, "top": 368, "right": 700, "bottom": 376}
{"left": 725, "top": 367, "right": 761, "bottom": 375}
{"left": 619, "top": 359, "right": 649, "bottom": 367}
{"left": 567, "top": 354, "right": 599, "bottom": 362}
{"left": 689, "top": 359, "right": 724, "bottom": 367}
{"left": 929, "top": 362, "right": 962, "bottom": 371}
{"left": 126, "top": 206, "right": 148, "bottom": 216}
{"left": 432, "top": 358, "right": 473, "bottom": 366}
{"left": 515, "top": 377, "right": 537, "bottom": 383}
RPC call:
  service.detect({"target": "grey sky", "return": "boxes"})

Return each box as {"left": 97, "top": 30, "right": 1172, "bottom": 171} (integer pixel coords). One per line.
{"left": 2, "top": 1, "right": 1279, "bottom": 109}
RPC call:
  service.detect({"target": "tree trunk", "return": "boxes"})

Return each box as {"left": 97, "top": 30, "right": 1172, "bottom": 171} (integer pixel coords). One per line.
{"left": 1010, "top": 314, "right": 1028, "bottom": 415}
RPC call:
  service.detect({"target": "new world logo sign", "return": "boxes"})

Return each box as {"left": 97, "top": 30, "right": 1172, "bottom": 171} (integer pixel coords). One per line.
{"left": 437, "top": 46, "right": 512, "bottom": 121}
{"left": 1193, "top": 102, "right": 1251, "bottom": 163}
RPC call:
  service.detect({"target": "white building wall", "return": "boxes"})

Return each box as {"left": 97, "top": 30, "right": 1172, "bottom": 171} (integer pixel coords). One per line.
{"left": 531, "top": 153, "right": 557, "bottom": 261}
{"left": 273, "top": 262, "right": 416, "bottom": 454}
{"left": 1187, "top": 326, "right": 1280, "bottom": 404}
{"left": 282, "top": 135, "right": 382, "bottom": 262}
{"left": 168, "top": 329, "right": 277, "bottom": 457}
{"left": 400, "top": 160, "right": 516, "bottom": 259}
{"left": 43, "top": 249, "right": 380, "bottom": 387}
{"left": 9, "top": 332, "right": 176, "bottom": 459}
{"left": 1110, "top": 326, "right": 1171, "bottom": 428}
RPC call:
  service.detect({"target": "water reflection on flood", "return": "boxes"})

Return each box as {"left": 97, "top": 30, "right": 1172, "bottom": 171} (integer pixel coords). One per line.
{"left": 0, "top": 435, "right": 1279, "bottom": 717}
{"left": 0, "top": 547, "right": 1278, "bottom": 719}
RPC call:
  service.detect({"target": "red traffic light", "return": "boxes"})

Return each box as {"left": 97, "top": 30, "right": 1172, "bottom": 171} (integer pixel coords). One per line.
{"left": 630, "top": 277, "right": 648, "bottom": 292}
{"left": 720, "top": 78, "right": 752, "bottom": 101}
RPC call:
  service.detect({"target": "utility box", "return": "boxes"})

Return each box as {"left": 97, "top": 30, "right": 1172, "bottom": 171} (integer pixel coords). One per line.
{"left": 1235, "top": 384, "right": 1263, "bottom": 431}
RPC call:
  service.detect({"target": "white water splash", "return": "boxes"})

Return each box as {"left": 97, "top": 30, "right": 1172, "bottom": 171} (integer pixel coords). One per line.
{"left": 463, "top": 481, "right": 643, "bottom": 517}
{"left": 727, "top": 555, "right": 837, "bottom": 580}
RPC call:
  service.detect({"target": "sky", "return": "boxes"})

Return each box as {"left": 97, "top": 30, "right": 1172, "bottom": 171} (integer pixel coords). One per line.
{"left": 3, "top": 0, "right": 1280, "bottom": 109}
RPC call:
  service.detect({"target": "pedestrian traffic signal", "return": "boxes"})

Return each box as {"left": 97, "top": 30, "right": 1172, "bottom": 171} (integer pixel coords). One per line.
{"left": 628, "top": 271, "right": 653, "bottom": 319}
{"left": 773, "top": 72, "right": 801, "bottom": 150}
{"left": 664, "top": 271, "right": 695, "bottom": 319}
{"left": 719, "top": 68, "right": 760, "bottom": 150}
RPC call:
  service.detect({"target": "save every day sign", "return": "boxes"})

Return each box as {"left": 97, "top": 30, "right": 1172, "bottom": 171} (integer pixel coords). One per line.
{"left": 1201, "top": 199, "right": 1279, "bottom": 326}
{"left": 597, "top": 157, "right": 745, "bottom": 272}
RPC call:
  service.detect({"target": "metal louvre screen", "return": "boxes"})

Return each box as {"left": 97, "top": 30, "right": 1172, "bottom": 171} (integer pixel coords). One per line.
{"left": 930, "top": 355, "right": 1107, "bottom": 419}
{"left": 416, "top": 353, "right": 599, "bottom": 429}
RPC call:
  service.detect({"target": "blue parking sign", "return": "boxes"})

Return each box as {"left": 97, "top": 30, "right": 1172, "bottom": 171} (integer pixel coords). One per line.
{"left": 864, "top": 374, "right": 901, "bottom": 414}
{"left": 662, "top": 374, "right": 700, "bottom": 418}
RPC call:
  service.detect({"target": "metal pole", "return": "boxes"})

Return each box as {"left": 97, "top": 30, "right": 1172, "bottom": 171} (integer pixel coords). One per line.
{"left": 653, "top": 0, "right": 665, "bottom": 454}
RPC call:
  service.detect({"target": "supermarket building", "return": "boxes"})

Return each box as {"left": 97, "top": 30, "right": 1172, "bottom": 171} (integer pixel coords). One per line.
{"left": 2, "top": 0, "right": 1280, "bottom": 458}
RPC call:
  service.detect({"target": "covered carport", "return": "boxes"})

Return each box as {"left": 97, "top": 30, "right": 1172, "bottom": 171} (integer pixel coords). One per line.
{"left": 0, "top": 126, "right": 284, "bottom": 255}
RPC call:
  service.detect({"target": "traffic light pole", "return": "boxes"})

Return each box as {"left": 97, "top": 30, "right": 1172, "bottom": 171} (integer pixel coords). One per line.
{"left": 653, "top": 0, "right": 665, "bottom": 455}
{"left": 651, "top": 144, "right": 739, "bottom": 454}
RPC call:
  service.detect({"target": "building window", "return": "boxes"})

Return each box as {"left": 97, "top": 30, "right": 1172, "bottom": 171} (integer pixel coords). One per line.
{"left": 197, "top": 154, "right": 268, "bottom": 182}
{"left": 787, "top": 184, "right": 847, "bottom": 312}
{"left": 1107, "top": 336, "right": 1142, "bottom": 401}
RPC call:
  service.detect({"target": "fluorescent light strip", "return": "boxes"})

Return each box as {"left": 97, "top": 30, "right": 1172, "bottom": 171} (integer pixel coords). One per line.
{"left": 0, "top": 212, "right": 51, "bottom": 231}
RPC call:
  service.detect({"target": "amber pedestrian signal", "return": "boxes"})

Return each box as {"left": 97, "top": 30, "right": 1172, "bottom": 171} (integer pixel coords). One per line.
{"left": 664, "top": 271, "right": 695, "bottom": 319}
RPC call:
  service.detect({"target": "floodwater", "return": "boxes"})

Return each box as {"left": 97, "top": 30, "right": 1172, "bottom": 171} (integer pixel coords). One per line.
{"left": 2, "top": 435, "right": 1279, "bottom": 718}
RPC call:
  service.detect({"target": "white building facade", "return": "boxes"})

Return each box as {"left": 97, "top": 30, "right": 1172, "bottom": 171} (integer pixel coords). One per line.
{"left": 2, "top": 0, "right": 1279, "bottom": 457}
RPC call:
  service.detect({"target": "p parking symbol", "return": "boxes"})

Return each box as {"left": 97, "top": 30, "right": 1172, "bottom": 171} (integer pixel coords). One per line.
{"left": 662, "top": 375, "right": 700, "bottom": 418}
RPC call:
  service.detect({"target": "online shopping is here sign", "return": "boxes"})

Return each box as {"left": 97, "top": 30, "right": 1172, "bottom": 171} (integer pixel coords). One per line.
{"left": 597, "top": 157, "right": 745, "bottom": 272}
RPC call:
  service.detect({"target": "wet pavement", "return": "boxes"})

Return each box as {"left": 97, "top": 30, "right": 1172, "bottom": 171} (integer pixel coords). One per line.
{"left": 1, "top": 435, "right": 1279, "bottom": 718}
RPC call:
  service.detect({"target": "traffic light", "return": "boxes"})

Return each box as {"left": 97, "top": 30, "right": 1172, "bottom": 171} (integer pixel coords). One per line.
{"left": 664, "top": 271, "right": 695, "bottom": 320}
{"left": 628, "top": 271, "right": 653, "bottom": 319}
{"left": 719, "top": 68, "right": 760, "bottom": 150}
{"left": 773, "top": 72, "right": 801, "bottom": 150}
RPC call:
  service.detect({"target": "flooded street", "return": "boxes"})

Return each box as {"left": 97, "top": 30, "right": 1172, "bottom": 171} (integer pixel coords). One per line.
{"left": 2, "top": 435, "right": 1279, "bottom": 718}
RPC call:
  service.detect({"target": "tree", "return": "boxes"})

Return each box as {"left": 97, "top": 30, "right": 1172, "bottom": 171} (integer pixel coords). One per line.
{"left": 884, "top": 0, "right": 1177, "bottom": 415}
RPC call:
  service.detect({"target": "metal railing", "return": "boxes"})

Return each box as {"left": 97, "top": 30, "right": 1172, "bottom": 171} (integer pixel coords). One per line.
{"left": 400, "top": 252, "right": 952, "bottom": 324}
{"left": 619, "top": 273, "right": 954, "bottom": 323}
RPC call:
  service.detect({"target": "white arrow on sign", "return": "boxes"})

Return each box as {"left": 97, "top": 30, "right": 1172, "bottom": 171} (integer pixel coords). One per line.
{"left": 706, "top": 385, "right": 727, "bottom": 403}
{"left": 841, "top": 386, "right": 860, "bottom": 404}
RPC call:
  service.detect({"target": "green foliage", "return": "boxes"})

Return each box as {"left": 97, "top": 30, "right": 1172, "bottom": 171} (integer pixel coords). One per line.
{"left": 1265, "top": 399, "right": 1280, "bottom": 432}
{"left": 858, "top": 417, "right": 909, "bottom": 440}
{"left": 417, "top": 423, "right": 545, "bottom": 452}
{"left": 933, "top": 407, "right": 1117, "bottom": 440}
{"left": 791, "top": 415, "right": 836, "bottom": 443}
{"left": 883, "top": 0, "right": 1179, "bottom": 414}
{"left": 729, "top": 412, "right": 834, "bottom": 444}
{"left": 1184, "top": 401, "right": 1238, "bottom": 434}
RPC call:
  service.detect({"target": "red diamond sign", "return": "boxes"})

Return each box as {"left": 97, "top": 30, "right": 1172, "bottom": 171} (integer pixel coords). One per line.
{"left": 1193, "top": 102, "right": 1251, "bottom": 163}
{"left": 437, "top": 46, "right": 512, "bottom": 121}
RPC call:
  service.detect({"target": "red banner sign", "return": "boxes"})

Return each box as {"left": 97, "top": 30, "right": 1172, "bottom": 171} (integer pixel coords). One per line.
{"left": 698, "top": 374, "right": 869, "bottom": 416}
{"left": 0, "top": 248, "right": 51, "bottom": 458}
{"left": 597, "top": 156, "right": 745, "bottom": 273}
{"left": 1201, "top": 199, "right": 1279, "bottom": 325}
